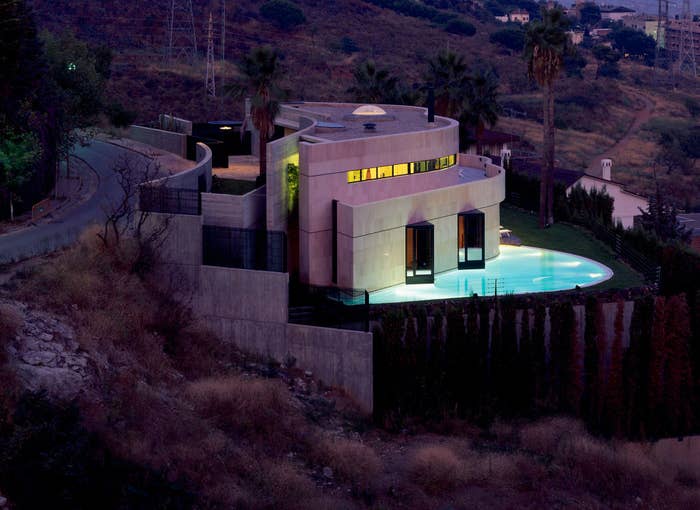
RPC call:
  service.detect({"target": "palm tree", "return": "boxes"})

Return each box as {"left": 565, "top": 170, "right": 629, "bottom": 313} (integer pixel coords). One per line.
{"left": 462, "top": 67, "right": 501, "bottom": 155}
{"left": 524, "top": 7, "right": 570, "bottom": 228}
{"left": 227, "top": 46, "right": 284, "bottom": 180}
{"left": 347, "top": 60, "right": 400, "bottom": 104}
{"left": 425, "top": 50, "right": 470, "bottom": 118}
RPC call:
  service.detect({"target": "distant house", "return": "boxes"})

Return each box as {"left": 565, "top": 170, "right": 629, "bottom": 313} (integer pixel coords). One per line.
{"left": 511, "top": 158, "right": 648, "bottom": 229}
{"left": 677, "top": 213, "right": 700, "bottom": 253}
{"left": 464, "top": 129, "right": 522, "bottom": 158}
{"left": 600, "top": 5, "right": 636, "bottom": 21}
{"left": 496, "top": 9, "right": 530, "bottom": 24}
{"left": 590, "top": 28, "right": 613, "bottom": 39}
{"left": 510, "top": 9, "right": 530, "bottom": 23}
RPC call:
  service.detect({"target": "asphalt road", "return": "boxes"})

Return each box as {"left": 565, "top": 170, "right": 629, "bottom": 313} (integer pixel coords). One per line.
{"left": 0, "top": 140, "right": 148, "bottom": 265}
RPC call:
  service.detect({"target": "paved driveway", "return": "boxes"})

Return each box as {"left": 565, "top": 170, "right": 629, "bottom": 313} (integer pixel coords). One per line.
{"left": 0, "top": 140, "right": 150, "bottom": 264}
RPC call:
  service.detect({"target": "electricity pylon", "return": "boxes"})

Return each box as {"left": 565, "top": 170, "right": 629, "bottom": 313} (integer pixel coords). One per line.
{"left": 677, "top": 0, "right": 698, "bottom": 76}
{"left": 653, "top": 0, "right": 670, "bottom": 81}
{"left": 205, "top": 12, "right": 216, "bottom": 98}
{"left": 165, "top": 0, "right": 197, "bottom": 64}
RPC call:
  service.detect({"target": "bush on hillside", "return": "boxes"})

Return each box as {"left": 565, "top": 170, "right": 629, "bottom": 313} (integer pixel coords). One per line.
{"left": 489, "top": 28, "right": 525, "bottom": 51}
{"left": 408, "top": 445, "right": 462, "bottom": 494}
{"left": 105, "top": 102, "right": 137, "bottom": 128}
{"left": 0, "top": 392, "right": 194, "bottom": 509}
{"left": 259, "top": 0, "right": 306, "bottom": 30}
{"left": 444, "top": 18, "right": 476, "bottom": 36}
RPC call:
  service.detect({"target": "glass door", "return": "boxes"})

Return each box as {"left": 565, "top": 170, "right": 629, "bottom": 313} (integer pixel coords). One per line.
{"left": 458, "top": 211, "right": 485, "bottom": 269}
{"left": 406, "top": 223, "right": 434, "bottom": 284}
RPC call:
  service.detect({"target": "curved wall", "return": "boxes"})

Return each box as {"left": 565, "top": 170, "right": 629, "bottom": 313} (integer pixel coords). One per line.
{"left": 335, "top": 168, "right": 505, "bottom": 291}
{"left": 144, "top": 142, "right": 212, "bottom": 192}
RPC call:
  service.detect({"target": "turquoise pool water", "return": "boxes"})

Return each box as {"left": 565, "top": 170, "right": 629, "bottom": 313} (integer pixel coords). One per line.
{"left": 369, "top": 245, "right": 613, "bottom": 304}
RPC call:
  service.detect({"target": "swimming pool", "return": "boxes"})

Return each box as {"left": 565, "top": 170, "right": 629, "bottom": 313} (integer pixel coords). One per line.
{"left": 369, "top": 245, "right": 613, "bottom": 304}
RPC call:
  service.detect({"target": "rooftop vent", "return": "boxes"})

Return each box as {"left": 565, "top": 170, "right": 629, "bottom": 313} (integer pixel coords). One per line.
{"left": 353, "top": 105, "right": 387, "bottom": 116}
{"left": 363, "top": 122, "right": 377, "bottom": 131}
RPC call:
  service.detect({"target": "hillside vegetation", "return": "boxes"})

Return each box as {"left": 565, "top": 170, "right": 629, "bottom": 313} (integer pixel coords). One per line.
{"left": 1, "top": 232, "right": 699, "bottom": 508}
{"left": 29, "top": 0, "right": 700, "bottom": 209}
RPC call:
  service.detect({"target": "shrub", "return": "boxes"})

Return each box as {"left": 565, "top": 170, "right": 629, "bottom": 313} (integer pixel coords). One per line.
{"left": 519, "top": 417, "right": 585, "bottom": 457}
{"left": 408, "top": 445, "right": 462, "bottom": 494}
{"left": 106, "top": 102, "right": 137, "bottom": 128}
{"left": 339, "top": 36, "right": 359, "bottom": 54}
{"left": 0, "top": 303, "right": 22, "bottom": 352}
{"left": 684, "top": 96, "right": 700, "bottom": 117}
{"left": 312, "top": 436, "right": 382, "bottom": 488}
{"left": 259, "top": 0, "right": 306, "bottom": 30}
{"left": 489, "top": 28, "right": 524, "bottom": 51}
{"left": 0, "top": 392, "right": 194, "bottom": 509}
{"left": 444, "top": 18, "right": 476, "bottom": 36}
{"left": 187, "top": 376, "right": 304, "bottom": 451}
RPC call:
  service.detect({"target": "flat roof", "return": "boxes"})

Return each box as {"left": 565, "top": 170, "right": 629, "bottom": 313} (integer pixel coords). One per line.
{"left": 280, "top": 102, "right": 453, "bottom": 142}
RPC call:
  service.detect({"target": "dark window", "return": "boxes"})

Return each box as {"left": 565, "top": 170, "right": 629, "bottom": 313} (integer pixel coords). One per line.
{"left": 458, "top": 211, "right": 485, "bottom": 269}
{"left": 406, "top": 222, "right": 434, "bottom": 284}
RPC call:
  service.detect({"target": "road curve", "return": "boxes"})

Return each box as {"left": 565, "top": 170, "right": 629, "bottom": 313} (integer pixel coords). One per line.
{"left": 0, "top": 140, "right": 150, "bottom": 264}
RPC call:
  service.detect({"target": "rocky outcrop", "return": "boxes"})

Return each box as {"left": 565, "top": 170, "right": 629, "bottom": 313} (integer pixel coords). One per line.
{"left": 2, "top": 300, "right": 93, "bottom": 400}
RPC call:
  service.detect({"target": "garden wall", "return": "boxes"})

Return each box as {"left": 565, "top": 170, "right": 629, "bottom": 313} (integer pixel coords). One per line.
{"left": 128, "top": 125, "right": 187, "bottom": 159}
{"left": 201, "top": 187, "right": 266, "bottom": 229}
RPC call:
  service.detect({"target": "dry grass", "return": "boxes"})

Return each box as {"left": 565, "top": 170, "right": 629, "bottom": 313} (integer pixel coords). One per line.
{"left": 519, "top": 416, "right": 585, "bottom": 457}
{"left": 187, "top": 375, "right": 307, "bottom": 452}
{"left": 312, "top": 436, "right": 382, "bottom": 489}
{"left": 408, "top": 445, "right": 463, "bottom": 495}
{"left": 6, "top": 230, "right": 700, "bottom": 509}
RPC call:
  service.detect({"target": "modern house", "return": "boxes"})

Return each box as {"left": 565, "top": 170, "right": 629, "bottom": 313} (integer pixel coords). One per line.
{"left": 269, "top": 103, "right": 506, "bottom": 292}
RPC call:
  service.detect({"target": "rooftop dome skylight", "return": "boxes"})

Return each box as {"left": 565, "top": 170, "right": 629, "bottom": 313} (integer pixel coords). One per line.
{"left": 352, "top": 105, "right": 387, "bottom": 116}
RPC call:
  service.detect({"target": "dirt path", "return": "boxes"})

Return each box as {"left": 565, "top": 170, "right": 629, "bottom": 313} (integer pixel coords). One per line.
{"left": 586, "top": 87, "right": 656, "bottom": 177}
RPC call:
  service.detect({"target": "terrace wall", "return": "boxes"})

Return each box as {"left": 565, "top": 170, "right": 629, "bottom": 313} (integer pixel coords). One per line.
{"left": 128, "top": 125, "right": 187, "bottom": 159}
{"left": 201, "top": 187, "right": 266, "bottom": 229}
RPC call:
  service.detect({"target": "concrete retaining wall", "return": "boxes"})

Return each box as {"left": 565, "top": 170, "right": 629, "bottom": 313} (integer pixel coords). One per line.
{"left": 128, "top": 125, "right": 187, "bottom": 159}
{"left": 158, "top": 114, "right": 193, "bottom": 136}
{"left": 201, "top": 187, "right": 266, "bottom": 229}
{"left": 287, "top": 324, "right": 373, "bottom": 411}
{"left": 145, "top": 143, "right": 212, "bottom": 192}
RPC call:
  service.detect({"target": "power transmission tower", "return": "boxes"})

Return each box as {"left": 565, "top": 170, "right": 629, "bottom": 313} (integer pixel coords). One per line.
{"left": 206, "top": 12, "right": 216, "bottom": 98}
{"left": 678, "top": 0, "right": 698, "bottom": 76}
{"left": 221, "top": 0, "right": 226, "bottom": 94}
{"left": 166, "top": 0, "right": 198, "bottom": 64}
{"left": 654, "top": 0, "right": 670, "bottom": 80}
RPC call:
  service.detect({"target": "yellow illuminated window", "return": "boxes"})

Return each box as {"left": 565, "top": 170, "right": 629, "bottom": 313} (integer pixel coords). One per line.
{"left": 347, "top": 170, "right": 361, "bottom": 183}
{"left": 409, "top": 162, "right": 415, "bottom": 173}
{"left": 393, "top": 163, "right": 408, "bottom": 176}
{"left": 449, "top": 154, "right": 456, "bottom": 166}
{"left": 439, "top": 156, "right": 449, "bottom": 169}
{"left": 362, "top": 167, "right": 377, "bottom": 180}
{"left": 378, "top": 165, "right": 393, "bottom": 178}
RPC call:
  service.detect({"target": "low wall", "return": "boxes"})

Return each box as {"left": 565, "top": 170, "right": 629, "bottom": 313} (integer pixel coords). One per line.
{"left": 287, "top": 324, "right": 373, "bottom": 411}
{"left": 144, "top": 143, "right": 212, "bottom": 193}
{"left": 128, "top": 125, "right": 187, "bottom": 159}
{"left": 158, "top": 114, "right": 193, "bottom": 136}
{"left": 201, "top": 187, "right": 266, "bottom": 229}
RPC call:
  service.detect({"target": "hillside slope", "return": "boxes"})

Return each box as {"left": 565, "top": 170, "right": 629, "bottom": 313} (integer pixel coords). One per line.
{"left": 29, "top": 0, "right": 519, "bottom": 121}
